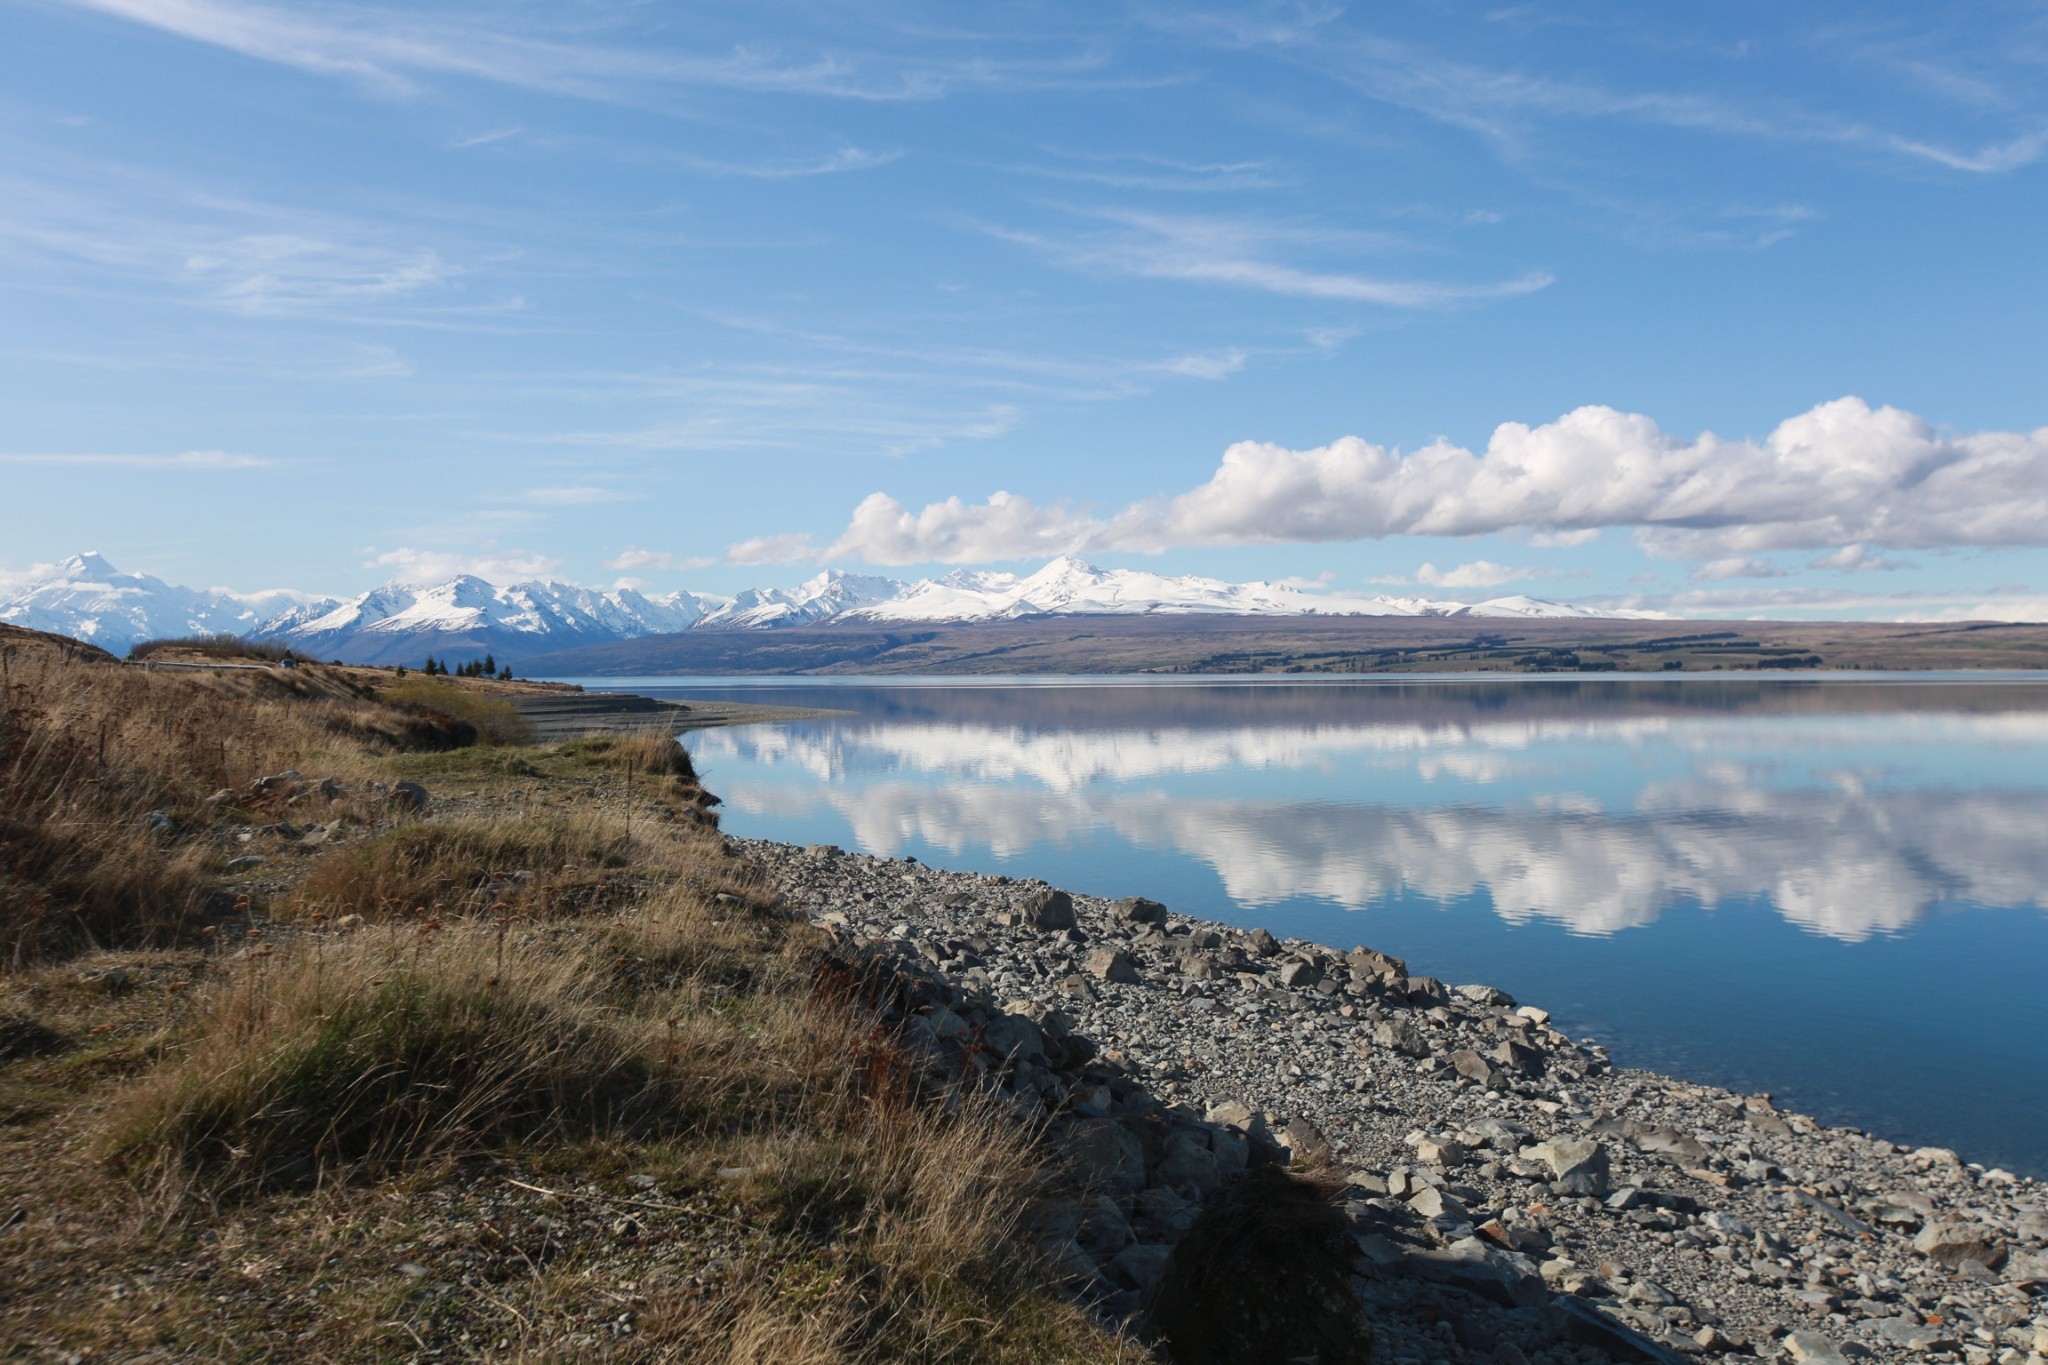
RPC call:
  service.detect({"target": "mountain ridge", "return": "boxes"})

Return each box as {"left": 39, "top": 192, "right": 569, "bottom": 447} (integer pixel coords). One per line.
{"left": 0, "top": 553, "right": 1670, "bottom": 664}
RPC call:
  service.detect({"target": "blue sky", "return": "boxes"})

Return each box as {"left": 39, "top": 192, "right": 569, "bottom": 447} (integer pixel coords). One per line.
{"left": 4, "top": 0, "right": 2047, "bottom": 618}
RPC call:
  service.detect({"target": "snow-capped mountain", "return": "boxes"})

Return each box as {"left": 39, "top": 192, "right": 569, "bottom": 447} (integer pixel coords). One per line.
{"left": 849, "top": 556, "right": 1448, "bottom": 623}
{"left": 0, "top": 553, "right": 1668, "bottom": 663}
{"left": 269, "top": 575, "right": 726, "bottom": 665}
{"left": 0, "top": 552, "right": 334, "bottom": 648}
{"left": 697, "top": 570, "right": 902, "bottom": 629}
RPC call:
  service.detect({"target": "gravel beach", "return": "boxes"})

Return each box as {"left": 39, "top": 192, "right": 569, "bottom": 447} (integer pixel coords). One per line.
{"left": 735, "top": 837, "right": 2048, "bottom": 1365}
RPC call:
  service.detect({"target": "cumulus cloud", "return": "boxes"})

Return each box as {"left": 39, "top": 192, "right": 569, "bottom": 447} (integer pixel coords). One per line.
{"left": 1414, "top": 560, "right": 1539, "bottom": 588}
{"left": 365, "top": 546, "right": 561, "bottom": 583}
{"left": 761, "top": 397, "right": 2048, "bottom": 565}
{"left": 820, "top": 491, "right": 1099, "bottom": 565}
{"left": 727, "top": 532, "right": 820, "bottom": 565}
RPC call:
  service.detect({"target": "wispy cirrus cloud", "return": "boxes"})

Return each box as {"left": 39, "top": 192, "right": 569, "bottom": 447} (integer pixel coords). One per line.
{"left": 55, "top": 0, "right": 1121, "bottom": 105}
{"left": 510, "top": 485, "right": 633, "bottom": 506}
{"left": 984, "top": 206, "right": 1553, "bottom": 308}
{"left": 0, "top": 448, "right": 269, "bottom": 468}
{"left": 1202, "top": 16, "right": 2048, "bottom": 176}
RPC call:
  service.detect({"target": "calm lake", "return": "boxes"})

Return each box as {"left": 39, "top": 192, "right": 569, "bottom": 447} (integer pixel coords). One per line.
{"left": 559, "top": 674, "right": 2048, "bottom": 1176}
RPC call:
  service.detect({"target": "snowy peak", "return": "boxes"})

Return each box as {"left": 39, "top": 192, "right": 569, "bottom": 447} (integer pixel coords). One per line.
{"left": 1, "top": 552, "right": 1671, "bottom": 662}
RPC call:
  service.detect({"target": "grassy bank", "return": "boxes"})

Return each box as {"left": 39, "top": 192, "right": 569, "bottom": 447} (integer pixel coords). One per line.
{"left": 0, "top": 624, "right": 1138, "bottom": 1362}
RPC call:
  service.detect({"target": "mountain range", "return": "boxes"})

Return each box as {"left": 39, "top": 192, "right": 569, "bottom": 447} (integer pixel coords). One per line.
{"left": 0, "top": 552, "right": 1669, "bottom": 666}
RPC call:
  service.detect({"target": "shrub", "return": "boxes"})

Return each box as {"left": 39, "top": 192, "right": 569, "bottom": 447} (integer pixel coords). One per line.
{"left": 1150, "top": 1164, "right": 1375, "bottom": 1365}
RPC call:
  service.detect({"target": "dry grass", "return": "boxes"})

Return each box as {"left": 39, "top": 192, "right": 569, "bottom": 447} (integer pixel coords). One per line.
{"left": 0, "top": 625, "right": 1138, "bottom": 1362}
{"left": 0, "top": 626, "right": 470, "bottom": 964}
{"left": 380, "top": 676, "right": 535, "bottom": 747}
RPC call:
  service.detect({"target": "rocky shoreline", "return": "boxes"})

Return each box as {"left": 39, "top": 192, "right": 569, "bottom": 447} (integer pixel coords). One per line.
{"left": 734, "top": 837, "right": 2047, "bottom": 1365}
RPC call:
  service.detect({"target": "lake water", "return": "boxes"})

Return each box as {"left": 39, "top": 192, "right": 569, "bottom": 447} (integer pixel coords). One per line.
{"left": 560, "top": 674, "right": 2048, "bottom": 1176}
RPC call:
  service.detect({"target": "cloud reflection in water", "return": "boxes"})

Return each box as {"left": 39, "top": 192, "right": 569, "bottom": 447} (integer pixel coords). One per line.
{"left": 694, "top": 706, "right": 2048, "bottom": 942}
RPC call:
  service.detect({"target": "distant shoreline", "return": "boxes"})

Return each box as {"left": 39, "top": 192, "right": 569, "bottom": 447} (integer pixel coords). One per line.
{"left": 512, "top": 613, "right": 2048, "bottom": 678}
{"left": 507, "top": 690, "right": 847, "bottom": 742}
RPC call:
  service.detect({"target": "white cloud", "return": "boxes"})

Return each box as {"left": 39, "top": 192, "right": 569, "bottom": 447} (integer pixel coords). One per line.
{"left": 780, "top": 397, "right": 2048, "bottom": 565}
{"left": 1145, "top": 347, "right": 1250, "bottom": 380}
{"left": 57, "top": 0, "right": 1096, "bottom": 104}
{"left": 818, "top": 491, "right": 1099, "bottom": 566}
{"left": 1689, "top": 557, "right": 1789, "bottom": 582}
{"left": 1528, "top": 527, "right": 1600, "bottom": 548}
{"left": 1414, "top": 560, "right": 1539, "bottom": 589}
{"left": 606, "top": 547, "right": 714, "bottom": 572}
{"left": 0, "top": 449, "right": 269, "bottom": 468}
{"left": 672, "top": 146, "right": 903, "bottom": 179}
{"left": 726, "top": 533, "right": 820, "bottom": 565}
{"left": 1902, "top": 598, "right": 2048, "bottom": 623}
{"left": 987, "top": 207, "right": 1554, "bottom": 308}
{"left": 365, "top": 546, "right": 561, "bottom": 583}
{"left": 515, "top": 485, "right": 631, "bottom": 506}
{"left": 1808, "top": 544, "right": 1913, "bottom": 572}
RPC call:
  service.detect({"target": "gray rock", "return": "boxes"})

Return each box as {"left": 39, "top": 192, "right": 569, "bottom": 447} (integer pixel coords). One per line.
{"left": 224, "top": 855, "right": 267, "bottom": 872}
{"left": 1528, "top": 1138, "right": 1611, "bottom": 1196}
{"left": 1455, "top": 983, "right": 1516, "bottom": 1008}
{"left": 1082, "top": 946, "right": 1140, "bottom": 984}
{"left": 1999, "top": 1248, "right": 2048, "bottom": 1287}
{"left": 1407, "top": 1185, "right": 1468, "bottom": 1221}
{"left": 1065, "top": 1118, "right": 1148, "bottom": 1196}
{"left": 1107, "top": 1242, "right": 1173, "bottom": 1295}
{"left": 1405, "top": 975, "right": 1450, "bottom": 1007}
{"left": 1277, "top": 959, "right": 1321, "bottom": 990}
{"left": 1448, "top": 1049, "right": 1502, "bottom": 1087}
{"left": 142, "top": 810, "right": 176, "bottom": 837}
{"left": 1872, "top": 1317, "right": 1958, "bottom": 1352}
{"left": 1405, "top": 1236, "right": 1548, "bottom": 1308}
{"left": 977, "top": 1013, "right": 1045, "bottom": 1066}
{"left": 1022, "top": 887, "right": 1076, "bottom": 930}
{"left": 1372, "top": 1019, "right": 1430, "bottom": 1057}
{"left": 1463, "top": 1118, "right": 1531, "bottom": 1153}
{"left": 1244, "top": 928, "right": 1280, "bottom": 958}
{"left": 1042, "top": 1237, "right": 1097, "bottom": 1284}
{"left": 1076, "top": 1194, "right": 1133, "bottom": 1255}
{"left": 1781, "top": 1329, "right": 1849, "bottom": 1364}
{"left": 1156, "top": 1129, "right": 1223, "bottom": 1196}
{"left": 1910, "top": 1219, "right": 2007, "bottom": 1272}
{"left": 388, "top": 780, "right": 429, "bottom": 814}
{"left": 1276, "top": 1116, "right": 1332, "bottom": 1167}
{"left": 1488, "top": 1038, "right": 1545, "bottom": 1076}
{"left": 1112, "top": 896, "right": 1167, "bottom": 925}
